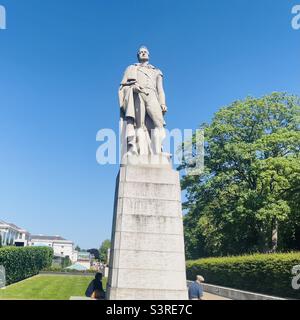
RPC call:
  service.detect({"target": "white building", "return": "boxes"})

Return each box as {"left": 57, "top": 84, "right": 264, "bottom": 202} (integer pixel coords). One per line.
{"left": 28, "top": 235, "right": 77, "bottom": 262}
{"left": 0, "top": 220, "right": 30, "bottom": 247}
{"left": 0, "top": 220, "right": 79, "bottom": 264}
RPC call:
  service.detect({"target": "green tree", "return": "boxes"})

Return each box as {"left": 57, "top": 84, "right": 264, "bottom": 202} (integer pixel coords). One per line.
{"left": 61, "top": 256, "right": 71, "bottom": 268}
{"left": 181, "top": 93, "right": 300, "bottom": 259}
{"left": 99, "top": 239, "right": 111, "bottom": 263}
{"left": 87, "top": 248, "right": 100, "bottom": 260}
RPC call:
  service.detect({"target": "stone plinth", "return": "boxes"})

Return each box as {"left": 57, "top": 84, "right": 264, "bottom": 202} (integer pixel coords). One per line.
{"left": 106, "top": 162, "right": 188, "bottom": 300}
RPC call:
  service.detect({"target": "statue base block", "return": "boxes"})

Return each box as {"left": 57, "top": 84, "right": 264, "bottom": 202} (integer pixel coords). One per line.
{"left": 121, "top": 153, "right": 172, "bottom": 167}
{"left": 106, "top": 163, "right": 188, "bottom": 300}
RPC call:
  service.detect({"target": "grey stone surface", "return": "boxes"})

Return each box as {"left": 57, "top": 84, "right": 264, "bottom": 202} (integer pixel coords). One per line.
{"left": 187, "top": 281, "right": 286, "bottom": 300}
{"left": 112, "top": 232, "right": 185, "bottom": 252}
{"left": 202, "top": 283, "right": 286, "bottom": 300}
{"left": 108, "top": 288, "right": 187, "bottom": 300}
{"left": 107, "top": 164, "right": 188, "bottom": 300}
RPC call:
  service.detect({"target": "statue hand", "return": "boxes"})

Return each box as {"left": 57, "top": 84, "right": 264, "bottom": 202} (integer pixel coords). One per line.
{"left": 161, "top": 104, "right": 168, "bottom": 113}
{"left": 133, "top": 85, "right": 148, "bottom": 95}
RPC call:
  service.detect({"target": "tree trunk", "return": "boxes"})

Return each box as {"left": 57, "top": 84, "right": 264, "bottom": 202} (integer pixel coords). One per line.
{"left": 271, "top": 219, "right": 278, "bottom": 253}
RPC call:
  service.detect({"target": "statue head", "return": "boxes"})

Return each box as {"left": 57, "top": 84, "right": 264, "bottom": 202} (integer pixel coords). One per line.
{"left": 137, "top": 46, "right": 150, "bottom": 63}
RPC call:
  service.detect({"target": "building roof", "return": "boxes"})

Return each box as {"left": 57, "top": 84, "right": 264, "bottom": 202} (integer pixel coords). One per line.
{"left": 30, "top": 235, "right": 66, "bottom": 241}
{"left": 0, "top": 220, "right": 72, "bottom": 244}
{"left": 0, "top": 220, "right": 28, "bottom": 233}
{"left": 6, "top": 222, "right": 20, "bottom": 229}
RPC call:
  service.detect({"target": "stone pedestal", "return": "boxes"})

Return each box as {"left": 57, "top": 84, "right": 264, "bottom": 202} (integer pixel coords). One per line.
{"left": 106, "top": 161, "right": 188, "bottom": 300}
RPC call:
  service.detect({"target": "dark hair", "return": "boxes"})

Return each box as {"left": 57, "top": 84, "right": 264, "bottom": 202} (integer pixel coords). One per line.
{"left": 95, "top": 272, "right": 103, "bottom": 281}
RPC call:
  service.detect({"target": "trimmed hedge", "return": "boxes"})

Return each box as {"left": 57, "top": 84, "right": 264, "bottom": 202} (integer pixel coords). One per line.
{"left": 0, "top": 246, "right": 53, "bottom": 285}
{"left": 186, "top": 252, "right": 300, "bottom": 299}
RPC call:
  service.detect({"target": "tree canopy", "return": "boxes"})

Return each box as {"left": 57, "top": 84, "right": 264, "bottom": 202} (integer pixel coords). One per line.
{"left": 99, "top": 239, "right": 111, "bottom": 263}
{"left": 87, "top": 248, "right": 100, "bottom": 260}
{"left": 181, "top": 93, "right": 300, "bottom": 259}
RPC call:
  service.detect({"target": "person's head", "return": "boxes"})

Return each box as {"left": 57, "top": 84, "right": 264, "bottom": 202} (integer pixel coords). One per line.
{"left": 95, "top": 272, "right": 103, "bottom": 282}
{"left": 196, "top": 275, "right": 204, "bottom": 283}
{"left": 137, "top": 46, "right": 150, "bottom": 63}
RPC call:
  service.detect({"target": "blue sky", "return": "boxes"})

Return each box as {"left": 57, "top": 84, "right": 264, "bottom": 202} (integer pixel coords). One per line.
{"left": 0, "top": 0, "right": 299, "bottom": 249}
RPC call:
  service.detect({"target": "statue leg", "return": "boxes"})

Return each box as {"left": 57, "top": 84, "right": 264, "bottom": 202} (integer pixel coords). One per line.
{"left": 135, "top": 94, "right": 151, "bottom": 155}
{"left": 125, "top": 117, "right": 138, "bottom": 155}
{"left": 144, "top": 93, "right": 166, "bottom": 154}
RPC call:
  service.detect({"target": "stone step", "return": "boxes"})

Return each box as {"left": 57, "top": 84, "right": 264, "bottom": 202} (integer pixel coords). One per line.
{"left": 107, "top": 287, "right": 188, "bottom": 300}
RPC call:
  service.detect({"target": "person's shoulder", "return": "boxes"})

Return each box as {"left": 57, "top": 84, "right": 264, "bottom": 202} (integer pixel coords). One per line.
{"left": 193, "top": 281, "right": 202, "bottom": 289}
{"left": 90, "top": 279, "right": 96, "bottom": 287}
{"left": 189, "top": 281, "right": 196, "bottom": 288}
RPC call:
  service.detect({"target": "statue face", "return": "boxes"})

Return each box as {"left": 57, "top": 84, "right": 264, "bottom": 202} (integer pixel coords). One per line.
{"left": 138, "top": 48, "right": 149, "bottom": 62}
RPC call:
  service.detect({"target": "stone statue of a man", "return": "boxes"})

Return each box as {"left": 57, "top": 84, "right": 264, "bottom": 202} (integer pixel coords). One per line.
{"left": 119, "top": 46, "right": 167, "bottom": 158}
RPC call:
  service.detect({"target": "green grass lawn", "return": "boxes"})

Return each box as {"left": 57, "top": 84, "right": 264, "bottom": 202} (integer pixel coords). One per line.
{"left": 0, "top": 274, "right": 107, "bottom": 300}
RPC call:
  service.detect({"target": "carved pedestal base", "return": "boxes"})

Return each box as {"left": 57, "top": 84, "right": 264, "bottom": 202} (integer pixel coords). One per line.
{"left": 106, "top": 163, "right": 188, "bottom": 300}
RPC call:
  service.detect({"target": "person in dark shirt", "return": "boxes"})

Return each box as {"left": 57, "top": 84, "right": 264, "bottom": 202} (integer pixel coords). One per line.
{"left": 85, "top": 272, "right": 105, "bottom": 300}
{"left": 188, "top": 275, "right": 205, "bottom": 300}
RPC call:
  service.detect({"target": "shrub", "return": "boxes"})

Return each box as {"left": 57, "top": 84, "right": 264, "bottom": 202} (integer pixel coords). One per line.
{"left": 186, "top": 252, "right": 300, "bottom": 299}
{"left": 0, "top": 246, "right": 53, "bottom": 285}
